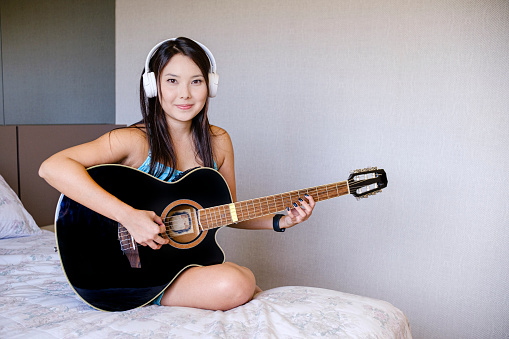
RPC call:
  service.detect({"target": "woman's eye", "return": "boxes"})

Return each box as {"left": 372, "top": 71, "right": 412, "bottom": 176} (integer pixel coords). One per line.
{"left": 192, "top": 79, "right": 203, "bottom": 85}
{"left": 167, "top": 79, "right": 177, "bottom": 84}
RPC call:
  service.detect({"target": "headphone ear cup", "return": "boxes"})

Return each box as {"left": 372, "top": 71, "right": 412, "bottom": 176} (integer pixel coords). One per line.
{"left": 208, "top": 72, "right": 219, "bottom": 98}
{"left": 143, "top": 72, "right": 157, "bottom": 98}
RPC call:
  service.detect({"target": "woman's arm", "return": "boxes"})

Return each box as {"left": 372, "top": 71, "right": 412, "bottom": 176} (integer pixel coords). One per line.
{"left": 39, "top": 128, "right": 168, "bottom": 249}
{"left": 212, "top": 127, "right": 315, "bottom": 231}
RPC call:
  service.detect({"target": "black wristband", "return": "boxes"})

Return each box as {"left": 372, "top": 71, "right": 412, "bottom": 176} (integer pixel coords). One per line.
{"left": 273, "top": 214, "right": 285, "bottom": 232}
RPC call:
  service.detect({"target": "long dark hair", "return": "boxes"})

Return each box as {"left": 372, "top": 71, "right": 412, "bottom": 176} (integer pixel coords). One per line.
{"left": 138, "top": 37, "right": 215, "bottom": 180}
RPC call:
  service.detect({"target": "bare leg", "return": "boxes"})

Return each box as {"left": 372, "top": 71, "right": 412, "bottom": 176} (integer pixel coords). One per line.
{"left": 253, "top": 285, "right": 263, "bottom": 298}
{"left": 159, "top": 262, "right": 257, "bottom": 311}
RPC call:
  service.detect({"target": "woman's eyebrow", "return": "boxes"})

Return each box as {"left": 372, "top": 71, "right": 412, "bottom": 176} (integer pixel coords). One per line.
{"left": 163, "top": 73, "right": 203, "bottom": 78}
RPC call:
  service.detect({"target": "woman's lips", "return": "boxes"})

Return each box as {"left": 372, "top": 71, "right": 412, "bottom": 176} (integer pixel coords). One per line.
{"left": 176, "top": 104, "right": 193, "bottom": 110}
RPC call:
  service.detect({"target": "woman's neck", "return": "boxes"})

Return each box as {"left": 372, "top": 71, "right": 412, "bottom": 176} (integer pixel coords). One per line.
{"left": 166, "top": 119, "right": 193, "bottom": 140}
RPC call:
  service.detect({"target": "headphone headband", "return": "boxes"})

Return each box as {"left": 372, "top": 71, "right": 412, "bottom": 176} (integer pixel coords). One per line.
{"left": 142, "top": 37, "right": 218, "bottom": 98}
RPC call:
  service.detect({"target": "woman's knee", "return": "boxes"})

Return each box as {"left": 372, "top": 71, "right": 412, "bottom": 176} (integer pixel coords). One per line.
{"left": 160, "top": 262, "right": 257, "bottom": 310}
{"left": 215, "top": 262, "right": 256, "bottom": 307}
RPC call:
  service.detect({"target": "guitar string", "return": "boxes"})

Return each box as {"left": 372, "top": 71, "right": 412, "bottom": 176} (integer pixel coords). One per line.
{"left": 160, "top": 177, "right": 377, "bottom": 225}
{"left": 120, "top": 176, "right": 382, "bottom": 238}
{"left": 159, "top": 177, "right": 379, "bottom": 228}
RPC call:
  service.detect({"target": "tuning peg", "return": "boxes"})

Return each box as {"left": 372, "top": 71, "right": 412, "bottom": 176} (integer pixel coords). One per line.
{"left": 355, "top": 189, "right": 382, "bottom": 201}
{"left": 350, "top": 166, "right": 378, "bottom": 174}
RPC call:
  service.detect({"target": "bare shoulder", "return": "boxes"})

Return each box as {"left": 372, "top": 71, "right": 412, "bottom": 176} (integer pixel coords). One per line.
{"left": 211, "top": 125, "right": 228, "bottom": 137}
{"left": 109, "top": 126, "right": 148, "bottom": 166}
{"left": 66, "top": 127, "right": 148, "bottom": 167}
{"left": 106, "top": 125, "right": 147, "bottom": 145}
{"left": 211, "top": 125, "right": 233, "bottom": 152}
{"left": 210, "top": 125, "right": 234, "bottom": 169}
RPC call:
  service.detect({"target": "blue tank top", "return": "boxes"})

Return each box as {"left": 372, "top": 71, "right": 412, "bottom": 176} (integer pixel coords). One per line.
{"left": 137, "top": 153, "right": 217, "bottom": 182}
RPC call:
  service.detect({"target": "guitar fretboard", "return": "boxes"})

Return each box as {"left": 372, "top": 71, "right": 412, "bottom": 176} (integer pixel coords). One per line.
{"left": 198, "top": 180, "right": 350, "bottom": 230}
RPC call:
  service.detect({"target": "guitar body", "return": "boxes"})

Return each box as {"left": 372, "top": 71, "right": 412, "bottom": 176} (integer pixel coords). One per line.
{"left": 55, "top": 165, "right": 231, "bottom": 312}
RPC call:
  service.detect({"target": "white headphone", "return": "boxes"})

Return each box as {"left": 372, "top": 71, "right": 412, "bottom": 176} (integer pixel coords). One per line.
{"left": 142, "top": 38, "right": 219, "bottom": 98}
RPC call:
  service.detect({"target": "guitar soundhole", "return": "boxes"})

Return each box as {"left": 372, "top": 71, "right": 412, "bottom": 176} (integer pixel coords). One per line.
{"left": 161, "top": 200, "right": 207, "bottom": 249}
{"left": 165, "top": 205, "right": 199, "bottom": 243}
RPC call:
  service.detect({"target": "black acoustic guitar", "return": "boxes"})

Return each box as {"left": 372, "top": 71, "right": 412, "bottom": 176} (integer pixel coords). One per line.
{"left": 55, "top": 165, "right": 387, "bottom": 311}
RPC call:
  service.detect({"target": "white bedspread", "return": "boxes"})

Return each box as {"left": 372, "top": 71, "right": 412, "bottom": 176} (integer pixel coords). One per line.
{"left": 0, "top": 231, "right": 412, "bottom": 338}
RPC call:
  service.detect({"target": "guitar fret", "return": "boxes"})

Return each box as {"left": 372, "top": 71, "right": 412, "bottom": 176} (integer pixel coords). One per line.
{"left": 225, "top": 205, "right": 230, "bottom": 225}
{"left": 236, "top": 202, "right": 241, "bottom": 223}
{"left": 216, "top": 206, "right": 221, "bottom": 226}
{"left": 244, "top": 200, "right": 250, "bottom": 219}
{"left": 220, "top": 205, "right": 226, "bottom": 226}
{"left": 209, "top": 208, "right": 217, "bottom": 227}
{"left": 281, "top": 193, "right": 288, "bottom": 210}
{"left": 319, "top": 185, "right": 327, "bottom": 201}
{"left": 315, "top": 186, "right": 322, "bottom": 201}
{"left": 226, "top": 204, "right": 233, "bottom": 224}
{"left": 322, "top": 185, "right": 329, "bottom": 200}
{"left": 246, "top": 200, "right": 251, "bottom": 219}
{"left": 215, "top": 207, "right": 221, "bottom": 226}
{"left": 237, "top": 201, "right": 243, "bottom": 222}
{"left": 243, "top": 201, "right": 249, "bottom": 220}
{"left": 253, "top": 199, "right": 258, "bottom": 217}
{"left": 197, "top": 210, "right": 204, "bottom": 231}
{"left": 204, "top": 208, "right": 210, "bottom": 228}
{"left": 250, "top": 200, "right": 256, "bottom": 218}
{"left": 199, "top": 210, "right": 207, "bottom": 230}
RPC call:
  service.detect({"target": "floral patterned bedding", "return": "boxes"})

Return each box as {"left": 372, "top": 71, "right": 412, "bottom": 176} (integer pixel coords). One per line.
{"left": 0, "top": 231, "right": 412, "bottom": 338}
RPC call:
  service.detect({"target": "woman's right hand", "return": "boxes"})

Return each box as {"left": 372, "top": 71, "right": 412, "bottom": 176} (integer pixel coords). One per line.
{"left": 119, "top": 209, "right": 169, "bottom": 250}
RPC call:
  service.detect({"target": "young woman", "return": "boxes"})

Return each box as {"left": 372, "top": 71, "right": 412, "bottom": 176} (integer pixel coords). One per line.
{"left": 39, "top": 37, "right": 315, "bottom": 311}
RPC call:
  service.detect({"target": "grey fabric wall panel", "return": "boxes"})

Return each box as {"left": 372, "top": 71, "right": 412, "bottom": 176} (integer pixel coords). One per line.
{"left": 0, "top": 0, "right": 115, "bottom": 125}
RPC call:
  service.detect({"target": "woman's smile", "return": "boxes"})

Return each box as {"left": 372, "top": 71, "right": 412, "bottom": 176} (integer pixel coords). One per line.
{"left": 175, "top": 104, "right": 193, "bottom": 110}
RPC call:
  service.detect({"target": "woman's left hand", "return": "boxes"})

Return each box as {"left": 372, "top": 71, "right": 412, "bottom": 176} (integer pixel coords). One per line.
{"left": 280, "top": 194, "right": 316, "bottom": 229}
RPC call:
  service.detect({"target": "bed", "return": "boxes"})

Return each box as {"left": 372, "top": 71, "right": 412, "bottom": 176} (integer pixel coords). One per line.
{"left": 0, "top": 174, "right": 412, "bottom": 338}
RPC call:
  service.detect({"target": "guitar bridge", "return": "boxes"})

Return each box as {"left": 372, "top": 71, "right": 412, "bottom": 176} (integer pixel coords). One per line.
{"left": 118, "top": 223, "right": 141, "bottom": 268}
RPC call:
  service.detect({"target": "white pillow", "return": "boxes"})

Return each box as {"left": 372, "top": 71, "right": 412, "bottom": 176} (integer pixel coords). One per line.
{"left": 0, "top": 174, "right": 41, "bottom": 239}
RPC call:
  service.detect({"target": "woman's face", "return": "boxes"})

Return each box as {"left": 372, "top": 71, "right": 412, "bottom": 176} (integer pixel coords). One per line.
{"left": 158, "top": 53, "right": 208, "bottom": 125}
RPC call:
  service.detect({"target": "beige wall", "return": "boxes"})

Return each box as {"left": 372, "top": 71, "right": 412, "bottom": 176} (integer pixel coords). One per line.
{"left": 116, "top": 1, "right": 509, "bottom": 338}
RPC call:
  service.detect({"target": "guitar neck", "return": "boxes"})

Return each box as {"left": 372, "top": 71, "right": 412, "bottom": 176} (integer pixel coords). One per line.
{"left": 198, "top": 180, "right": 350, "bottom": 230}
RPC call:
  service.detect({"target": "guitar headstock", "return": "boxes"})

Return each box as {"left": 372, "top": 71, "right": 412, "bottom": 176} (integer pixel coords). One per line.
{"left": 348, "top": 167, "right": 387, "bottom": 200}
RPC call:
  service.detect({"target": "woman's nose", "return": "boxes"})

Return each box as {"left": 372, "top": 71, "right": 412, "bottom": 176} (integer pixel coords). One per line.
{"left": 179, "top": 84, "right": 191, "bottom": 99}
